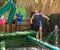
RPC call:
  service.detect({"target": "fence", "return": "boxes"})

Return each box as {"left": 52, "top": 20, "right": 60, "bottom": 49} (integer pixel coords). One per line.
{"left": 2, "top": 20, "right": 31, "bottom": 33}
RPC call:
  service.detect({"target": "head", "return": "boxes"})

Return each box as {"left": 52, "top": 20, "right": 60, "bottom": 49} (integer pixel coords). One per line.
{"left": 35, "top": 8, "right": 39, "bottom": 13}
{"left": 18, "top": 11, "right": 20, "bottom": 14}
{"left": 34, "top": 8, "right": 40, "bottom": 13}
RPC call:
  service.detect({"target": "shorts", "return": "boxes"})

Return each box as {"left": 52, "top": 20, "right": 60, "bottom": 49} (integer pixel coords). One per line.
{"left": 33, "top": 26, "right": 39, "bottom": 31}
{"left": 33, "top": 21, "right": 42, "bottom": 31}
{"left": 0, "top": 19, "right": 5, "bottom": 25}
{"left": 16, "top": 21, "right": 22, "bottom": 24}
{"left": 12, "top": 19, "right": 16, "bottom": 24}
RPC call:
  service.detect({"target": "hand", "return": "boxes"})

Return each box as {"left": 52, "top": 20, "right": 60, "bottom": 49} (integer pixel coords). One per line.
{"left": 47, "top": 17, "right": 49, "bottom": 20}
{"left": 30, "top": 20, "right": 33, "bottom": 24}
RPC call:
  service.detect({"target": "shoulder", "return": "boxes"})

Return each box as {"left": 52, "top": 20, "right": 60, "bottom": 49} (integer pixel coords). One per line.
{"left": 33, "top": 14, "right": 36, "bottom": 16}
{"left": 39, "top": 13, "right": 42, "bottom": 15}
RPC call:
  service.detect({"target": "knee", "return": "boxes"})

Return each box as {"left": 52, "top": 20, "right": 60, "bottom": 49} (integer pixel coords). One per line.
{"left": 39, "top": 27, "right": 42, "bottom": 32}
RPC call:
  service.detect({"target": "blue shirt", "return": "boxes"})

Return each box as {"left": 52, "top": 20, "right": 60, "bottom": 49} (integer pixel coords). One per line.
{"left": 16, "top": 14, "right": 23, "bottom": 22}
{"left": 33, "top": 13, "right": 42, "bottom": 26}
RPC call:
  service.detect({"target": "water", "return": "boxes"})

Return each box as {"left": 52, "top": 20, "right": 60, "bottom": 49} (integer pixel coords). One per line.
{"left": 6, "top": 47, "right": 46, "bottom": 50}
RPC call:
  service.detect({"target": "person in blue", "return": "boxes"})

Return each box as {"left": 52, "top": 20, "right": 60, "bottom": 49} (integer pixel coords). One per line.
{"left": 30, "top": 8, "right": 49, "bottom": 40}
{"left": 16, "top": 11, "right": 23, "bottom": 31}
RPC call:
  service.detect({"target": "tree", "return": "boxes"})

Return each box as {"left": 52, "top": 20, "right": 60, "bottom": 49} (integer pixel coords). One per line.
{"left": 0, "top": 0, "right": 8, "bottom": 7}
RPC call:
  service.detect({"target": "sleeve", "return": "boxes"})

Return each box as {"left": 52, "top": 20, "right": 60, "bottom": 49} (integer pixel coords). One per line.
{"left": 32, "top": 14, "right": 35, "bottom": 17}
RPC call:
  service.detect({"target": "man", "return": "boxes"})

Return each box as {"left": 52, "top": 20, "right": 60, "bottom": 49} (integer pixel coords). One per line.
{"left": 16, "top": 11, "right": 23, "bottom": 31}
{"left": 30, "top": 8, "right": 49, "bottom": 40}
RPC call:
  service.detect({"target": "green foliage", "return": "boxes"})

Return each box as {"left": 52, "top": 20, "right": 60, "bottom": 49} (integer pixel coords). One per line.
{"left": 43, "top": 32, "right": 60, "bottom": 45}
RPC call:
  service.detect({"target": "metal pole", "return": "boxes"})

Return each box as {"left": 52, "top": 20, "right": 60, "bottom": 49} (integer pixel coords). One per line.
{"left": 27, "top": 35, "right": 60, "bottom": 50}
{"left": 54, "top": 25, "right": 59, "bottom": 47}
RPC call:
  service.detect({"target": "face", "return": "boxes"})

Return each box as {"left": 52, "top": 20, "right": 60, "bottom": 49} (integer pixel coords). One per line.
{"left": 35, "top": 10, "right": 39, "bottom": 13}
{"left": 35, "top": 10, "right": 38, "bottom": 13}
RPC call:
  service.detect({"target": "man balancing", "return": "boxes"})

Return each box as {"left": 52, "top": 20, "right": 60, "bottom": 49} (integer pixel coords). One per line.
{"left": 30, "top": 8, "right": 49, "bottom": 40}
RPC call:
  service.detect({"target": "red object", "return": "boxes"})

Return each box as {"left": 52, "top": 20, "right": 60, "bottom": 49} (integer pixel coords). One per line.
{"left": 12, "top": 19, "right": 16, "bottom": 24}
{"left": 0, "top": 19, "right": 5, "bottom": 25}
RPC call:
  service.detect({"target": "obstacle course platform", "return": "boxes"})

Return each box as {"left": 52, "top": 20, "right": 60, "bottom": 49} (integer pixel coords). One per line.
{"left": 0, "top": 30, "right": 37, "bottom": 47}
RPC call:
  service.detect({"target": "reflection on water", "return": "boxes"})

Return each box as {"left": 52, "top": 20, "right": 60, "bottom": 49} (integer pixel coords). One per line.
{"left": 7, "top": 47, "right": 46, "bottom": 50}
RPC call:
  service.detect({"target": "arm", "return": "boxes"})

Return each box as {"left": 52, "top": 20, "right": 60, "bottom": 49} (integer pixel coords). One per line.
{"left": 14, "top": 16, "right": 17, "bottom": 19}
{"left": 42, "top": 14, "right": 49, "bottom": 20}
{"left": 30, "top": 16, "right": 34, "bottom": 24}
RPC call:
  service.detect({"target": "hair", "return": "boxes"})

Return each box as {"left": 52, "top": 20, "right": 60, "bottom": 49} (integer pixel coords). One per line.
{"left": 34, "top": 8, "right": 41, "bottom": 13}
{"left": 35, "top": 8, "right": 39, "bottom": 11}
